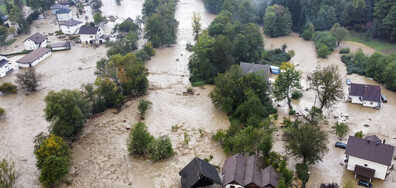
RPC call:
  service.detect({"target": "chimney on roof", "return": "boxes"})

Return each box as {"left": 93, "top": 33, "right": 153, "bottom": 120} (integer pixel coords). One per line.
{"left": 383, "top": 139, "right": 386, "bottom": 144}
{"left": 376, "top": 140, "right": 380, "bottom": 145}
{"left": 365, "top": 85, "right": 367, "bottom": 94}
{"left": 367, "top": 139, "right": 370, "bottom": 144}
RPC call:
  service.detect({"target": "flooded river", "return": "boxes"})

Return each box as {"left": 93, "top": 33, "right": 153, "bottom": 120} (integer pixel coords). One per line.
{"left": 1, "top": 0, "right": 396, "bottom": 187}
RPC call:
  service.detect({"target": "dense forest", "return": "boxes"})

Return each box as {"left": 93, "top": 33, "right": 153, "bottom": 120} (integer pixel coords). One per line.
{"left": 204, "top": 0, "right": 396, "bottom": 42}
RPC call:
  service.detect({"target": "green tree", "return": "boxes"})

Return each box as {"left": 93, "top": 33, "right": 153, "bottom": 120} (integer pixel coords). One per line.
{"left": 0, "top": 107, "right": 5, "bottom": 118}
{"left": 0, "top": 158, "right": 18, "bottom": 188}
{"left": 192, "top": 12, "right": 201, "bottom": 41}
{"left": 44, "top": 89, "right": 91, "bottom": 139}
{"left": 93, "top": 12, "right": 106, "bottom": 25}
{"left": 0, "top": 82, "right": 18, "bottom": 94}
{"left": 283, "top": 121, "right": 328, "bottom": 165}
{"left": 354, "top": 131, "right": 364, "bottom": 138}
{"left": 138, "top": 99, "right": 151, "bottom": 119}
{"left": 94, "top": 77, "right": 125, "bottom": 109}
{"left": 203, "top": 0, "right": 225, "bottom": 13}
{"left": 273, "top": 64, "right": 301, "bottom": 109}
{"left": 296, "top": 163, "right": 309, "bottom": 188}
{"left": 301, "top": 22, "right": 314, "bottom": 40}
{"left": 335, "top": 122, "right": 349, "bottom": 140}
{"left": 263, "top": 4, "right": 292, "bottom": 37}
{"left": 39, "top": 156, "right": 69, "bottom": 187}
{"left": 147, "top": 135, "right": 174, "bottom": 161}
{"left": 27, "top": 0, "right": 54, "bottom": 18}
{"left": 312, "top": 5, "right": 336, "bottom": 31}
{"left": 330, "top": 23, "right": 348, "bottom": 46}
{"left": 15, "top": 68, "right": 43, "bottom": 92}
{"left": 310, "top": 65, "right": 343, "bottom": 110}
{"left": 0, "top": 26, "right": 8, "bottom": 49}
{"left": 127, "top": 122, "right": 153, "bottom": 155}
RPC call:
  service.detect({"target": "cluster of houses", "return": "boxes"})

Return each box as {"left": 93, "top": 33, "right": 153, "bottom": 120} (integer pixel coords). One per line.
{"left": 179, "top": 154, "right": 281, "bottom": 188}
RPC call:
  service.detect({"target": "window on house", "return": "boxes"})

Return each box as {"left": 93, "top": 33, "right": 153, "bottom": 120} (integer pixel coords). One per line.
{"left": 370, "top": 102, "right": 373, "bottom": 105}
{"left": 90, "top": 36, "right": 93, "bottom": 38}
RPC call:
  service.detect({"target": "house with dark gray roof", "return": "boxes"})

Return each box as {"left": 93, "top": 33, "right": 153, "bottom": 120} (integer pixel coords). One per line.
{"left": 16, "top": 47, "right": 51, "bottom": 68}
{"left": 23, "top": 32, "right": 47, "bottom": 51}
{"left": 60, "top": 19, "right": 83, "bottom": 34}
{"left": 50, "top": 3, "right": 69, "bottom": 14}
{"left": 56, "top": 8, "right": 72, "bottom": 21}
{"left": 179, "top": 157, "right": 222, "bottom": 188}
{"left": 222, "top": 154, "right": 280, "bottom": 188}
{"left": 0, "top": 57, "right": 12, "bottom": 77}
{"left": 348, "top": 83, "right": 381, "bottom": 108}
{"left": 345, "top": 135, "right": 395, "bottom": 181}
{"left": 239, "top": 62, "right": 271, "bottom": 84}
{"left": 78, "top": 25, "right": 106, "bottom": 44}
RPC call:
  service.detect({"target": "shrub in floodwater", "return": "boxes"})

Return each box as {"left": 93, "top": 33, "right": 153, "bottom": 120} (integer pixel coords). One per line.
{"left": 127, "top": 122, "right": 153, "bottom": 155}
{"left": 199, "top": 128, "right": 204, "bottom": 137}
{"left": 16, "top": 68, "right": 43, "bottom": 93}
{"left": 184, "top": 132, "right": 190, "bottom": 146}
{"left": 138, "top": 99, "right": 152, "bottom": 119}
{"left": 291, "top": 90, "right": 303, "bottom": 99}
{"left": 171, "top": 124, "right": 180, "bottom": 132}
{"left": 0, "top": 82, "right": 17, "bottom": 94}
{"left": 296, "top": 163, "right": 309, "bottom": 188}
{"left": 147, "top": 135, "right": 174, "bottom": 161}
{"left": 0, "top": 107, "right": 5, "bottom": 118}
{"left": 339, "top": 47, "right": 350, "bottom": 54}
{"left": 288, "top": 109, "right": 296, "bottom": 115}
{"left": 354, "top": 130, "right": 364, "bottom": 138}
{"left": 0, "top": 158, "right": 18, "bottom": 188}
{"left": 335, "top": 122, "right": 349, "bottom": 140}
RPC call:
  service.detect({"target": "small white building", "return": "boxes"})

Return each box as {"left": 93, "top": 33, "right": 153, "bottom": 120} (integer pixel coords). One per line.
{"left": 16, "top": 48, "right": 52, "bottom": 68}
{"left": 0, "top": 57, "right": 12, "bottom": 77}
{"left": 50, "top": 41, "right": 71, "bottom": 51}
{"left": 349, "top": 83, "right": 381, "bottom": 108}
{"left": 23, "top": 33, "right": 47, "bottom": 51}
{"left": 56, "top": 9, "right": 73, "bottom": 21}
{"left": 50, "top": 3, "right": 69, "bottom": 14}
{"left": 345, "top": 135, "right": 395, "bottom": 181}
{"left": 78, "top": 25, "right": 105, "bottom": 44}
{"left": 59, "top": 19, "right": 83, "bottom": 34}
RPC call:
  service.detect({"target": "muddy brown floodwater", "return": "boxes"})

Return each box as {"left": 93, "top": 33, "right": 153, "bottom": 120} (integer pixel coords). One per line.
{"left": 265, "top": 33, "right": 396, "bottom": 187}
{"left": 1, "top": 1, "right": 396, "bottom": 187}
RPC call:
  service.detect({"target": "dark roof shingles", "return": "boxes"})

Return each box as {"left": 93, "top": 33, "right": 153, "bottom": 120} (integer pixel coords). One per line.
{"left": 345, "top": 136, "right": 394, "bottom": 166}
{"left": 243, "top": 155, "right": 262, "bottom": 187}
{"left": 262, "top": 166, "right": 280, "bottom": 188}
{"left": 179, "top": 157, "right": 222, "bottom": 188}
{"left": 78, "top": 25, "right": 99, "bottom": 35}
{"left": 222, "top": 154, "right": 246, "bottom": 185}
{"left": 349, "top": 83, "right": 381, "bottom": 102}
{"left": 25, "top": 32, "right": 46, "bottom": 44}
{"left": 60, "top": 19, "right": 82, "bottom": 26}
{"left": 0, "top": 59, "right": 9, "bottom": 67}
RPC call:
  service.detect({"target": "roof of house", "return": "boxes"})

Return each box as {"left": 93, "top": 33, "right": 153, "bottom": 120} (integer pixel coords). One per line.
{"left": 261, "top": 166, "right": 280, "bottom": 188}
{"left": 58, "top": 0, "right": 69, "bottom": 5}
{"left": 222, "top": 154, "right": 280, "bottom": 187}
{"left": 244, "top": 155, "right": 262, "bottom": 186}
{"left": 345, "top": 135, "right": 394, "bottom": 166}
{"left": 365, "top": 135, "right": 381, "bottom": 143}
{"left": 222, "top": 154, "right": 246, "bottom": 185}
{"left": 50, "top": 4, "right": 63, "bottom": 9}
{"left": 354, "top": 164, "right": 376, "bottom": 178}
{"left": 50, "top": 41, "right": 70, "bottom": 48}
{"left": 60, "top": 19, "right": 82, "bottom": 26}
{"left": 349, "top": 83, "right": 381, "bottom": 102}
{"left": 240, "top": 62, "right": 271, "bottom": 78}
{"left": 0, "top": 59, "right": 9, "bottom": 67}
{"left": 24, "top": 32, "right": 46, "bottom": 44}
{"left": 179, "top": 157, "right": 222, "bottom": 188}
{"left": 78, "top": 25, "right": 99, "bottom": 35}
{"left": 16, "top": 47, "right": 51, "bottom": 64}
{"left": 56, "top": 8, "right": 71, "bottom": 14}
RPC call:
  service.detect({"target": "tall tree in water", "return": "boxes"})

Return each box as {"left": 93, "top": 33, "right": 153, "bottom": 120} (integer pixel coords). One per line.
{"left": 192, "top": 12, "right": 201, "bottom": 41}
{"left": 263, "top": 4, "right": 292, "bottom": 37}
{"left": 309, "top": 65, "right": 343, "bottom": 110}
{"left": 273, "top": 63, "right": 302, "bottom": 109}
{"left": 28, "top": 0, "right": 55, "bottom": 18}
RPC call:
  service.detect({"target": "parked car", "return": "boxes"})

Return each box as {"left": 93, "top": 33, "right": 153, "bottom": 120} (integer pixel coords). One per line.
{"left": 335, "top": 142, "right": 347, "bottom": 149}
{"left": 358, "top": 180, "right": 373, "bottom": 188}
{"left": 381, "top": 94, "right": 388, "bottom": 103}
{"left": 346, "top": 78, "right": 351, "bottom": 85}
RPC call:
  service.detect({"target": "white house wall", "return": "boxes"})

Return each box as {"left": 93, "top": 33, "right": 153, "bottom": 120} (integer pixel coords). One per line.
{"left": 80, "top": 34, "right": 96, "bottom": 44}
{"left": 347, "top": 155, "right": 388, "bottom": 180}
{"left": 17, "top": 51, "right": 52, "bottom": 68}
{"left": 363, "top": 101, "right": 379, "bottom": 107}
{"left": 57, "top": 12, "right": 73, "bottom": 21}
{"left": 0, "top": 65, "right": 11, "bottom": 77}
{"left": 40, "top": 40, "right": 47, "bottom": 48}
{"left": 350, "top": 96, "right": 363, "bottom": 104}
{"left": 24, "top": 40, "right": 39, "bottom": 50}
{"left": 60, "top": 23, "right": 83, "bottom": 34}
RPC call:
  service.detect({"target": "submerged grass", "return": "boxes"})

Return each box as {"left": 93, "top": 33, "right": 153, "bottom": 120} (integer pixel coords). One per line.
{"left": 345, "top": 32, "right": 396, "bottom": 54}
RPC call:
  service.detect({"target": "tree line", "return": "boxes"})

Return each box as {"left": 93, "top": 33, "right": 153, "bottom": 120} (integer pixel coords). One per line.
{"left": 342, "top": 49, "right": 396, "bottom": 91}
{"left": 203, "top": 0, "right": 396, "bottom": 42}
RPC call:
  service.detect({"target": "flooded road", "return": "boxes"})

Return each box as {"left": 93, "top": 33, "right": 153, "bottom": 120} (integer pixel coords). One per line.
{"left": 265, "top": 33, "right": 396, "bottom": 187}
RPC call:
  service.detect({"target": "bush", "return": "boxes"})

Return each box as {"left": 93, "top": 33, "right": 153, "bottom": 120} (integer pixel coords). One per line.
{"left": 296, "top": 163, "right": 309, "bottom": 188}
{"left": 26, "top": 10, "right": 40, "bottom": 24}
{"left": 55, "top": 30, "right": 63, "bottom": 36}
{"left": 138, "top": 100, "right": 152, "bottom": 119}
{"left": 335, "top": 122, "right": 348, "bottom": 140}
{"left": 282, "top": 117, "right": 292, "bottom": 127}
{"left": 15, "top": 68, "right": 43, "bottom": 92}
{"left": 301, "top": 29, "right": 313, "bottom": 40}
{"left": 354, "top": 131, "right": 364, "bottom": 138}
{"left": 339, "top": 48, "right": 350, "bottom": 54}
{"left": 288, "top": 109, "right": 296, "bottom": 115}
{"left": 34, "top": 134, "right": 71, "bottom": 187}
{"left": 272, "top": 114, "right": 278, "bottom": 120}
{"left": 0, "top": 158, "right": 18, "bottom": 188}
{"left": 317, "top": 44, "right": 331, "bottom": 58}
{"left": 0, "top": 82, "right": 18, "bottom": 94}
{"left": 127, "top": 122, "right": 153, "bottom": 155}
{"left": 0, "top": 107, "right": 4, "bottom": 118}
{"left": 147, "top": 136, "right": 174, "bottom": 161}
{"left": 291, "top": 90, "right": 303, "bottom": 99}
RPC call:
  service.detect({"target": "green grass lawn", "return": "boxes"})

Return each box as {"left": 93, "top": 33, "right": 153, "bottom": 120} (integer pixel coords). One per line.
{"left": 345, "top": 32, "right": 396, "bottom": 54}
